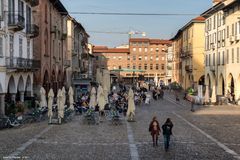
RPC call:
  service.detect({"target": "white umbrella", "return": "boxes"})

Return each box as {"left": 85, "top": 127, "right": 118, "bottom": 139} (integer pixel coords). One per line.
{"left": 89, "top": 87, "right": 97, "bottom": 108}
{"left": 127, "top": 88, "right": 135, "bottom": 120}
{"left": 204, "top": 85, "right": 209, "bottom": 104}
{"left": 154, "top": 74, "right": 158, "bottom": 87}
{"left": 62, "top": 86, "right": 66, "bottom": 108}
{"left": 48, "top": 88, "right": 54, "bottom": 123}
{"left": 40, "top": 87, "right": 47, "bottom": 108}
{"left": 57, "top": 89, "right": 64, "bottom": 123}
{"left": 68, "top": 86, "right": 74, "bottom": 110}
{"left": 97, "top": 85, "right": 106, "bottom": 111}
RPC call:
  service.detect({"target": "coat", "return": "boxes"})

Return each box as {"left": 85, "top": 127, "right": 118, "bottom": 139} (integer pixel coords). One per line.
{"left": 149, "top": 120, "right": 160, "bottom": 136}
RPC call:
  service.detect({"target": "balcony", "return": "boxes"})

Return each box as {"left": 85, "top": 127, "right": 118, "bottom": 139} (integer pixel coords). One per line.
{"left": 185, "top": 65, "right": 193, "bottom": 72}
{"left": 64, "top": 60, "right": 71, "bottom": 67}
{"left": 8, "top": 13, "right": 25, "bottom": 31}
{"left": 6, "top": 57, "right": 40, "bottom": 71}
{"left": 26, "top": 24, "right": 39, "bottom": 38}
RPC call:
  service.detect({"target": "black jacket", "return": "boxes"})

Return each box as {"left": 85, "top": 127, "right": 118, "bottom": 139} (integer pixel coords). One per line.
{"left": 162, "top": 123, "right": 173, "bottom": 135}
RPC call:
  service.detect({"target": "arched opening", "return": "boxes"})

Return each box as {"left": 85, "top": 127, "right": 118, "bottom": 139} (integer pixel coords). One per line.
{"left": 227, "top": 73, "right": 234, "bottom": 95}
{"left": 198, "top": 75, "right": 205, "bottom": 86}
{"left": 58, "top": 70, "right": 62, "bottom": 89}
{"left": 51, "top": 70, "right": 57, "bottom": 95}
{"left": 218, "top": 74, "right": 225, "bottom": 96}
{"left": 25, "top": 75, "right": 32, "bottom": 97}
{"left": 6, "top": 76, "right": 16, "bottom": 103}
{"left": 237, "top": 75, "right": 240, "bottom": 101}
{"left": 16, "top": 76, "right": 25, "bottom": 102}
{"left": 43, "top": 70, "right": 50, "bottom": 93}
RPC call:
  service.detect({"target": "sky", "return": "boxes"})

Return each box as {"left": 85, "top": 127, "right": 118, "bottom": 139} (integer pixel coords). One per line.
{"left": 61, "top": 0, "right": 212, "bottom": 47}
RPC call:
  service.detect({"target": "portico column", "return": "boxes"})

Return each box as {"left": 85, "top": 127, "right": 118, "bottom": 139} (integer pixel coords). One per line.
{"left": 11, "top": 93, "right": 16, "bottom": 102}
{"left": 20, "top": 91, "right": 24, "bottom": 102}
{"left": 0, "top": 94, "right": 5, "bottom": 116}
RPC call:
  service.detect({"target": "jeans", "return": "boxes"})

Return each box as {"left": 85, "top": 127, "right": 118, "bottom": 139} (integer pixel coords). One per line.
{"left": 164, "top": 135, "right": 170, "bottom": 150}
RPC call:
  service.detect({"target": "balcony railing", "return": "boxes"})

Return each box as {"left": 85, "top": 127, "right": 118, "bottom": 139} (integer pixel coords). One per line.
{"left": 6, "top": 57, "right": 40, "bottom": 70}
{"left": 185, "top": 65, "right": 193, "bottom": 72}
{"left": 26, "top": 24, "right": 39, "bottom": 38}
{"left": 8, "top": 13, "right": 25, "bottom": 31}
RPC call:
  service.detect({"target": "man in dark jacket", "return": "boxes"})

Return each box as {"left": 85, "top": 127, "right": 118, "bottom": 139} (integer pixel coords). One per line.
{"left": 162, "top": 118, "right": 173, "bottom": 151}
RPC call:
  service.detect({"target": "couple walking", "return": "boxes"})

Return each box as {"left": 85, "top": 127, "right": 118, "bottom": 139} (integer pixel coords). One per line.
{"left": 149, "top": 117, "right": 173, "bottom": 152}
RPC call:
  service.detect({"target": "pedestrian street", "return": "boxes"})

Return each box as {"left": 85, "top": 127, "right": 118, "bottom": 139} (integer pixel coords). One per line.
{"left": 1, "top": 92, "right": 240, "bottom": 160}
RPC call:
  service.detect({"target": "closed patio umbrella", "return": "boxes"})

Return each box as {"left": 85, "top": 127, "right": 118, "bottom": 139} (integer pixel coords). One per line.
{"left": 89, "top": 87, "right": 97, "bottom": 108}
{"left": 127, "top": 88, "right": 135, "bottom": 121}
{"left": 57, "top": 89, "right": 64, "bottom": 124}
{"left": 68, "top": 86, "right": 74, "bottom": 110}
{"left": 97, "top": 85, "right": 106, "bottom": 111}
{"left": 48, "top": 88, "right": 54, "bottom": 123}
{"left": 62, "top": 86, "right": 66, "bottom": 108}
{"left": 40, "top": 87, "right": 47, "bottom": 108}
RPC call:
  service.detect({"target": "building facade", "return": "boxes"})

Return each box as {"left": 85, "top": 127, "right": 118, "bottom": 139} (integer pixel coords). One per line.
{"left": 129, "top": 38, "right": 172, "bottom": 85}
{"left": 201, "top": 0, "right": 236, "bottom": 103}
{"left": 166, "top": 46, "right": 173, "bottom": 85}
{"left": 33, "top": 0, "right": 68, "bottom": 96}
{"left": 0, "top": 0, "right": 39, "bottom": 116}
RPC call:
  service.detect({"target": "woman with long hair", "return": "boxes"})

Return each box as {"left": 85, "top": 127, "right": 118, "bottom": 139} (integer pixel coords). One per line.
{"left": 149, "top": 116, "right": 161, "bottom": 147}
{"left": 162, "top": 118, "right": 173, "bottom": 152}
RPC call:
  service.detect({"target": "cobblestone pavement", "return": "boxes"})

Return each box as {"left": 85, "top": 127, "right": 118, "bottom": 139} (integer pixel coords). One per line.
{"left": 1, "top": 91, "right": 240, "bottom": 160}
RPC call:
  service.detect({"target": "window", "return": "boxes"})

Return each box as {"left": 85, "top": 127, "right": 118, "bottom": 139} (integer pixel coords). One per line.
{"left": 127, "top": 56, "right": 130, "bottom": 60}
{"left": 213, "top": 53, "right": 215, "bottom": 66}
{"left": 9, "top": 35, "right": 14, "bottom": 57}
{"left": 144, "top": 56, "right": 148, "bottom": 60}
{"left": 113, "top": 66, "right": 116, "bottom": 69}
{"left": 19, "top": 38, "right": 23, "bottom": 57}
{"left": 144, "top": 64, "right": 147, "bottom": 70}
{"left": 119, "top": 66, "right": 121, "bottom": 69}
{"left": 45, "top": 4, "right": 48, "bottom": 23}
{"left": 213, "top": 15, "right": 216, "bottom": 29}
{"left": 227, "top": 26, "right": 229, "bottom": 38}
{"left": 139, "top": 48, "right": 142, "bottom": 52}
{"left": 0, "top": 37, "right": 2, "bottom": 57}
{"left": 237, "top": 47, "right": 239, "bottom": 63}
{"left": 232, "top": 23, "right": 234, "bottom": 36}
{"left": 27, "top": 40, "right": 30, "bottom": 59}
{"left": 26, "top": 6, "right": 31, "bottom": 32}
{"left": 162, "top": 57, "right": 165, "bottom": 61}
{"left": 144, "top": 48, "right": 148, "bottom": 52}
{"left": 133, "top": 64, "right": 136, "bottom": 69}
{"left": 218, "top": 52, "right": 220, "bottom": 65}
{"left": 127, "top": 64, "right": 130, "bottom": 69}
{"left": 227, "top": 49, "right": 229, "bottom": 64}
{"left": 113, "top": 56, "right": 116, "bottom": 59}
{"left": 156, "top": 64, "right": 159, "bottom": 70}
{"left": 161, "top": 64, "right": 165, "bottom": 70}
{"left": 222, "top": 51, "right": 225, "bottom": 65}
{"left": 205, "top": 55, "right": 208, "bottom": 66}
{"left": 150, "top": 56, "right": 153, "bottom": 61}
{"left": 133, "top": 48, "right": 136, "bottom": 52}
{"left": 156, "top": 55, "right": 159, "bottom": 61}
{"left": 138, "top": 65, "right": 141, "bottom": 70}
{"left": 232, "top": 48, "right": 234, "bottom": 63}
{"left": 133, "top": 55, "right": 136, "bottom": 60}
{"left": 0, "top": 0, "right": 3, "bottom": 19}
{"left": 18, "top": 0, "right": 24, "bottom": 17}
{"left": 118, "top": 56, "right": 122, "bottom": 60}
{"left": 150, "top": 64, "right": 153, "bottom": 70}
{"left": 8, "top": 0, "right": 15, "bottom": 23}
{"left": 138, "top": 56, "right": 142, "bottom": 60}
{"left": 156, "top": 48, "right": 159, "bottom": 52}
{"left": 150, "top": 48, "right": 153, "bottom": 52}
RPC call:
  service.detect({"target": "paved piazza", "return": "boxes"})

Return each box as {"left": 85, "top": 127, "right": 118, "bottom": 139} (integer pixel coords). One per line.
{"left": 1, "top": 91, "right": 240, "bottom": 160}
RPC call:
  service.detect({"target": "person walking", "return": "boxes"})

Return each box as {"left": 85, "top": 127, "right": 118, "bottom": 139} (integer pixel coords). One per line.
{"left": 149, "top": 116, "right": 161, "bottom": 147}
{"left": 162, "top": 118, "right": 173, "bottom": 152}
